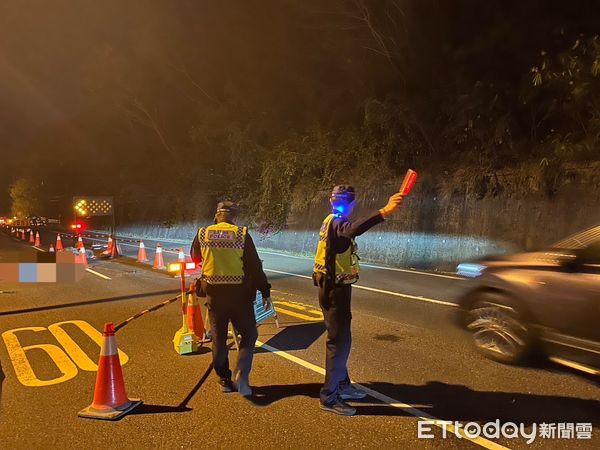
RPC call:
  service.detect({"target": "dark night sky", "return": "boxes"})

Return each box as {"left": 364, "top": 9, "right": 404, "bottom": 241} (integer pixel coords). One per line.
{"left": 0, "top": 0, "right": 392, "bottom": 214}
{"left": 2, "top": 1, "right": 599, "bottom": 218}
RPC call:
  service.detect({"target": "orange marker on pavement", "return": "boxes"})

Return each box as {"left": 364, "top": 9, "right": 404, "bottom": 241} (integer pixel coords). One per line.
{"left": 78, "top": 322, "right": 142, "bottom": 420}
{"left": 55, "top": 234, "right": 64, "bottom": 251}
{"left": 137, "top": 241, "right": 148, "bottom": 262}
{"left": 153, "top": 243, "right": 165, "bottom": 269}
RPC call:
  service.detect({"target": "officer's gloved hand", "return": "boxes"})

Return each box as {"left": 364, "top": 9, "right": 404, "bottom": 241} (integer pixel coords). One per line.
{"left": 262, "top": 296, "right": 272, "bottom": 311}
{"left": 379, "top": 192, "right": 404, "bottom": 217}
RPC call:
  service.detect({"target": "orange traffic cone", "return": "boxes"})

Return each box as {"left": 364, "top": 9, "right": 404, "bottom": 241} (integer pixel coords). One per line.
{"left": 106, "top": 236, "right": 113, "bottom": 254}
{"left": 76, "top": 235, "right": 84, "bottom": 249}
{"left": 187, "top": 292, "right": 205, "bottom": 339}
{"left": 49, "top": 244, "right": 55, "bottom": 253}
{"left": 137, "top": 241, "right": 148, "bottom": 262}
{"left": 178, "top": 248, "right": 185, "bottom": 262}
{"left": 21, "top": 229, "right": 26, "bottom": 240}
{"left": 29, "top": 230, "right": 35, "bottom": 244}
{"left": 78, "top": 322, "right": 142, "bottom": 420}
{"left": 78, "top": 246, "right": 88, "bottom": 268}
{"left": 56, "top": 234, "right": 64, "bottom": 251}
{"left": 153, "top": 243, "right": 165, "bottom": 269}
{"left": 34, "top": 231, "right": 41, "bottom": 247}
{"left": 110, "top": 238, "right": 120, "bottom": 258}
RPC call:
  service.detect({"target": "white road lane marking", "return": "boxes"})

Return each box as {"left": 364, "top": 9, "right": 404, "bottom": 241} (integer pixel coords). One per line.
{"left": 264, "top": 269, "right": 458, "bottom": 308}
{"left": 85, "top": 268, "right": 111, "bottom": 280}
{"left": 255, "top": 340, "right": 507, "bottom": 450}
{"left": 33, "top": 246, "right": 46, "bottom": 252}
{"left": 258, "top": 249, "right": 464, "bottom": 280}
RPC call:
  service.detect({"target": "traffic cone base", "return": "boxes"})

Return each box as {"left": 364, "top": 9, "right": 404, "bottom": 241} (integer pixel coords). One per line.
{"left": 78, "top": 397, "right": 142, "bottom": 421}
{"left": 78, "top": 323, "right": 142, "bottom": 421}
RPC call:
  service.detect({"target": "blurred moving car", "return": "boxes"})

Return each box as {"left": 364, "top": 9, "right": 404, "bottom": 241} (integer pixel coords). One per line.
{"left": 455, "top": 225, "right": 600, "bottom": 375}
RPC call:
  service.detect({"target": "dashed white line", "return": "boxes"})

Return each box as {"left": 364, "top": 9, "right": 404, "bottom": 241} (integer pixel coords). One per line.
{"left": 85, "top": 268, "right": 111, "bottom": 280}
{"left": 263, "top": 268, "right": 457, "bottom": 308}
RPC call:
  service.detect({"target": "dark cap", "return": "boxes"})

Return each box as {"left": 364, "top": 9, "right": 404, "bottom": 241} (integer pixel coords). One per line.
{"left": 216, "top": 201, "right": 240, "bottom": 215}
{"left": 330, "top": 185, "right": 355, "bottom": 201}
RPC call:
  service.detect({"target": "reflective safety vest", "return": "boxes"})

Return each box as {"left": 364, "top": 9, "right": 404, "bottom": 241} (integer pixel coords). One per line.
{"left": 198, "top": 222, "right": 247, "bottom": 284}
{"left": 314, "top": 214, "right": 360, "bottom": 285}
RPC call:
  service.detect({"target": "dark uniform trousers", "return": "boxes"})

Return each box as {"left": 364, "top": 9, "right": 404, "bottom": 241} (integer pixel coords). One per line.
{"left": 204, "top": 283, "right": 258, "bottom": 382}
{"left": 318, "top": 283, "right": 352, "bottom": 405}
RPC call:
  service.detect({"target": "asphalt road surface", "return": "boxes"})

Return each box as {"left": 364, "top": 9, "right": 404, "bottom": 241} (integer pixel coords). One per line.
{"left": 1, "top": 228, "right": 599, "bottom": 449}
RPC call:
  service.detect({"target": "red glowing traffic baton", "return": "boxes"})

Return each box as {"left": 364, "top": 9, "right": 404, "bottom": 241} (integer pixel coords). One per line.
{"left": 399, "top": 169, "right": 418, "bottom": 196}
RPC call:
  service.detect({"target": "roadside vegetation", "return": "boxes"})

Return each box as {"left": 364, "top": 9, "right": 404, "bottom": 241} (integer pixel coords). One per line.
{"left": 5, "top": 1, "right": 600, "bottom": 227}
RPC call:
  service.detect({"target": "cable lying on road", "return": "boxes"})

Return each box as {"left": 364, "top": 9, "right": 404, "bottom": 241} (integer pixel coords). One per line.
{"left": 113, "top": 290, "right": 191, "bottom": 332}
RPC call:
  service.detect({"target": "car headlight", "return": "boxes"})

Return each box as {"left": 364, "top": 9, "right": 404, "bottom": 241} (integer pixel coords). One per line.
{"left": 456, "top": 263, "right": 487, "bottom": 278}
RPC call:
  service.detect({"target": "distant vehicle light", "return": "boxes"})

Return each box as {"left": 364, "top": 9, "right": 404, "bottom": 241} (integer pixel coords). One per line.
{"left": 457, "top": 263, "right": 487, "bottom": 278}
{"left": 185, "top": 262, "right": 196, "bottom": 270}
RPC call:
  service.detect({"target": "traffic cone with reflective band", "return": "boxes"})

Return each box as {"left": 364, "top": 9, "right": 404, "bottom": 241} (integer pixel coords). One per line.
{"left": 178, "top": 248, "right": 185, "bottom": 262}
{"left": 34, "top": 231, "right": 41, "bottom": 247}
{"left": 49, "top": 244, "right": 55, "bottom": 253}
{"left": 153, "top": 243, "right": 165, "bottom": 269}
{"left": 55, "top": 233, "right": 63, "bottom": 251}
{"left": 78, "top": 322, "right": 142, "bottom": 420}
{"left": 76, "top": 235, "right": 84, "bottom": 249}
{"left": 29, "top": 230, "right": 35, "bottom": 244}
{"left": 21, "top": 229, "right": 26, "bottom": 240}
{"left": 78, "top": 246, "right": 88, "bottom": 268}
{"left": 106, "top": 236, "right": 113, "bottom": 254}
{"left": 187, "top": 291, "right": 205, "bottom": 339}
{"left": 137, "top": 241, "right": 147, "bottom": 262}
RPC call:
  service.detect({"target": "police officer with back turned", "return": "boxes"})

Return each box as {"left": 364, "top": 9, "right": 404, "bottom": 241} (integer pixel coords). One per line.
{"left": 191, "top": 201, "right": 271, "bottom": 397}
{"left": 313, "top": 186, "right": 404, "bottom": 415}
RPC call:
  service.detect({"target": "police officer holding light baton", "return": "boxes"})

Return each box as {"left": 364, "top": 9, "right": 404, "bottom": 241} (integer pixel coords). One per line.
{"left": 313, "top": 170, "right": 417, "bottom": 416}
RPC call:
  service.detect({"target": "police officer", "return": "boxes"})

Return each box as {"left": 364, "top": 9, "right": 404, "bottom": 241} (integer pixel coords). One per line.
{"left": 313, "top": 186, "right": 404, "bottom": 415}
{"left": 191, "top": 201, "right": 271, "bottom": 397}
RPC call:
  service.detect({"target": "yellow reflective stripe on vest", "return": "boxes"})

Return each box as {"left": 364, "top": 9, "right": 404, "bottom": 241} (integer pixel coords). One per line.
{"left": 313, "top": 214, "right": 360, "bottom": 284}
{"left": 199, "top": 223, "right": 246, "bottom": 284}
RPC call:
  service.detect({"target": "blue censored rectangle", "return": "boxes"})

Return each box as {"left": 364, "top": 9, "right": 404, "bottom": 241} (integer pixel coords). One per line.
{"left": 18, "top": 263, "right": 37, "bottom": 282}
